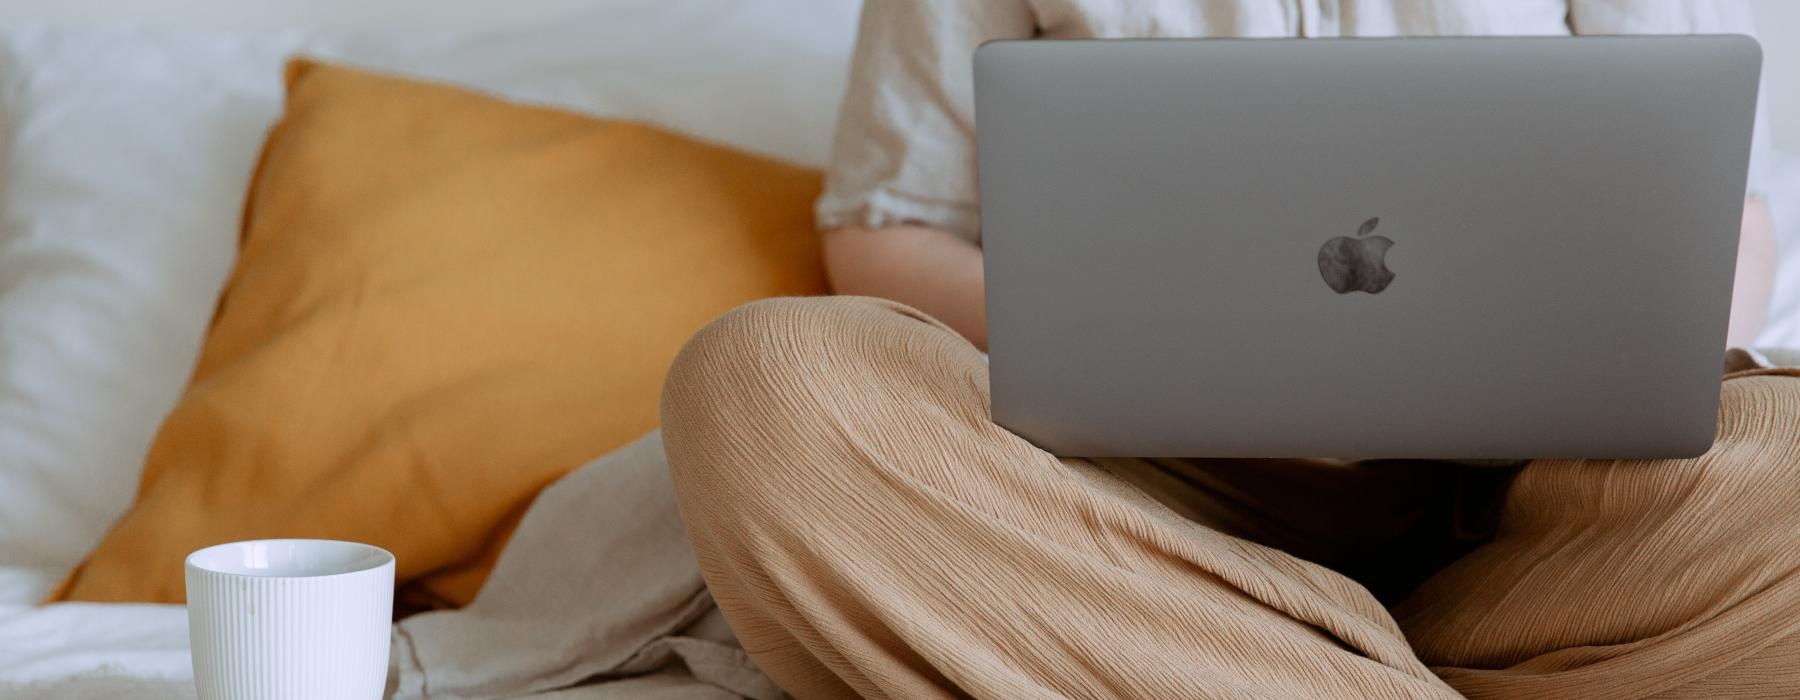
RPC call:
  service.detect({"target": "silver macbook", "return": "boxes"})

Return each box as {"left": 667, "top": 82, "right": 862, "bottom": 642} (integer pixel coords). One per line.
{"left": 974, "top": 36, "right": 1762, "bottom": 459}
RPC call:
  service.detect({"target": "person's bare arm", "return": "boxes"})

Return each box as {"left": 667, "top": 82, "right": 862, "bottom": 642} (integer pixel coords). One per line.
{"left": 823, "top": 198, "right": 1778, "bottom": 353}
{"left": 1727, "top": 198, "right": 1776, "bottom": 349}
{"left": 823, "top": 224, "right": 988, "bottom": 350}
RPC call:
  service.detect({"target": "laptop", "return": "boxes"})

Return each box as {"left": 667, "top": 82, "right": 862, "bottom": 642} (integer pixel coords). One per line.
{"left": 973, "top": 36, "right": 1762, "bottom": 459}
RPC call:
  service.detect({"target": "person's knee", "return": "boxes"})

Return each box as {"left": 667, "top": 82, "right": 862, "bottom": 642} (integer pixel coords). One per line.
{"left": 1561, "top": 373, "right": 1800, "bottom": 544}
{"left": 1697, "top": 374, "right": 1800, "bottom": 513}
{"left": 662, "top": 295, "right": 957, "bottom": 421}
{"left": 1499, "top": 374, "right": 1799, "bottom": 545}
{"left": 661, "top": 297, "right": 911, "bottom": 497}
{"left": 664, "top": 296, "right": 887, "bottom": 412}
{"left": 661, "top": 295, "right": 985, "bottom": 523}
{"left": 665, "top": 297, "right": 830, "bottom": 433}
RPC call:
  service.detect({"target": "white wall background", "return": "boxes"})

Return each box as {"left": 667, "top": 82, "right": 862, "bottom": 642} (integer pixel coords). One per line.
{"left": 0, "top": 0, "right": 623, "bottom": 33}
{"left": 1752, "top": 0, "right": 1799, "bottom": 152}
{"left": 0, "top": 0, "right": 1792, "bottom": 151}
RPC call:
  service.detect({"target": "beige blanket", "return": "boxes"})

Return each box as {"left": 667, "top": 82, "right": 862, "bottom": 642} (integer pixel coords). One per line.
{"left": 389, "top": 430, "right": 781, "bottom": 700}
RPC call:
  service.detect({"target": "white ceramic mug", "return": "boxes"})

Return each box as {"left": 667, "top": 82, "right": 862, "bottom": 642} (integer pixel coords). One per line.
{"left": 185, "top": 539, "right": 395, "bottom": 700}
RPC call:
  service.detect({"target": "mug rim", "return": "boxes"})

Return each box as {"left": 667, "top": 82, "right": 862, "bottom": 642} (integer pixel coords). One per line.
{"left": 185, "top": 538, "right": 394, "bottom": 580}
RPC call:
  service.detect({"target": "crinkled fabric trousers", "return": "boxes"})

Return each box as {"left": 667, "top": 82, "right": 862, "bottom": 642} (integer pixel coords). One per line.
{"left": 663, "top": 296, "right": 1800, "bottom": 699}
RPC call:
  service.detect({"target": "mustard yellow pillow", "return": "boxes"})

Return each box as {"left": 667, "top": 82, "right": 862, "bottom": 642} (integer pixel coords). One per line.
{"left": 52, "top": 59, "right": 826, "bottom": 607}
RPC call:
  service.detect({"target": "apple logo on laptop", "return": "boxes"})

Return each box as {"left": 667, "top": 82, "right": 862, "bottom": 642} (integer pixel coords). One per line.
{"left": 1317, "top": 217, "right": 1395, "bottom": 294}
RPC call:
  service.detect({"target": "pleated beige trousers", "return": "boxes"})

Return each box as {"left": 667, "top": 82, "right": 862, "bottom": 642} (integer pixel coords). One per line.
{"left": 661, "top": 296, "right": 1800, "bottom": 699}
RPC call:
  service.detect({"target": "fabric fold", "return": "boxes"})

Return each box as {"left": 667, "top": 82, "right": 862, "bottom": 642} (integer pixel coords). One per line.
{"left": 389, "top": 431, "right": 779, "bottom": 700}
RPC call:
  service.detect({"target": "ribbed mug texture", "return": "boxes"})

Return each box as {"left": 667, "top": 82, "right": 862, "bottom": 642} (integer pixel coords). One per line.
{"left": 185, "top": 540, "right": 393, "bottom": 700}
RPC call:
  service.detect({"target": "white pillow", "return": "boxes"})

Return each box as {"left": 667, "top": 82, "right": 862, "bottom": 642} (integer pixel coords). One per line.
{"left": 0, "top": 26, "right": 330, "bottom": 570}
{"left": 0, "top": 2, "right": 858, "bottom": 571}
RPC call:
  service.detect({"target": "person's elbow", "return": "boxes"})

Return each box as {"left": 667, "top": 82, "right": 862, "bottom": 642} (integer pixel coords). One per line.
{"left": 821, "top": 225, "right": 884, "bottom": 296}
{"left": 817, "top": 223, "right": 991, "bottom": 349}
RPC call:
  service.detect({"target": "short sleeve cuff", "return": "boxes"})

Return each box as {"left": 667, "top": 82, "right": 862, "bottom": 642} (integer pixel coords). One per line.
{"left": 816, "top": 186, "right": 981, "bottom": 244}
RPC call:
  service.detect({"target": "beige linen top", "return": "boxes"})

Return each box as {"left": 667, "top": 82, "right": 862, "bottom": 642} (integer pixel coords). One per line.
{"left": 817, "top": 0, "right": 1770, "bottom": 243}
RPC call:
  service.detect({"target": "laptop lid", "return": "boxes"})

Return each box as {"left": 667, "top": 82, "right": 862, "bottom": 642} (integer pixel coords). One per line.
{"left": 974, "top": 36, "right": 1761, "bottom": 459}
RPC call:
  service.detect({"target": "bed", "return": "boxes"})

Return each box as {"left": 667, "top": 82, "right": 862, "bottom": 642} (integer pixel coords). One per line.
{"left": 0, "top": 0, "right": 1796, "bottom": 695}
{"left": 0, "top": 2, "right": 858, "bottom": 695}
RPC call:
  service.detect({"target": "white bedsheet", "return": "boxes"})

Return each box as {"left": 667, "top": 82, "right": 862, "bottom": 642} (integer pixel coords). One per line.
{"left": 0, "top": 568, "right": 189, "bottom": 686}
